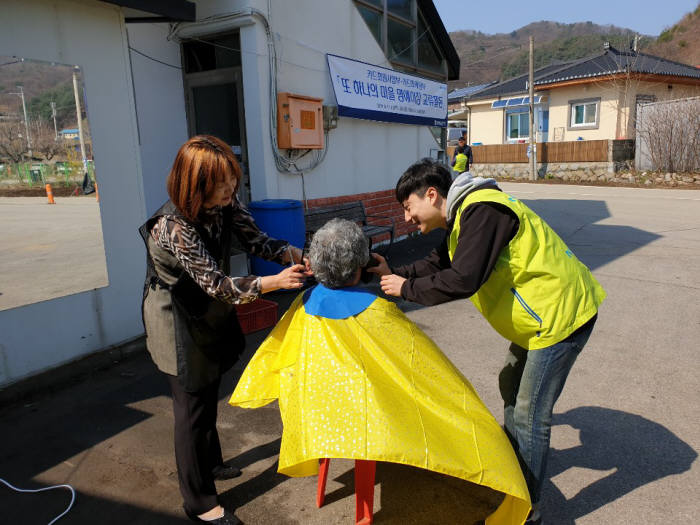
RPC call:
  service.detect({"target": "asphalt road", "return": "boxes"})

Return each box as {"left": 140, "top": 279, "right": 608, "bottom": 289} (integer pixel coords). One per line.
{"left": 0, "top": 182, "right": 698, "bottom": 524}
{"left": 415, "top": 182, "right": 700, "bottom": 524}
{"left": 0, "top": 196, "right": 108, "bottom": 311}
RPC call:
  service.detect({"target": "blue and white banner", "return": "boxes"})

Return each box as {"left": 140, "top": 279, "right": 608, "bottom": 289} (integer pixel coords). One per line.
{"left": 327, "top": 54, "right": 447, "bottom": 127}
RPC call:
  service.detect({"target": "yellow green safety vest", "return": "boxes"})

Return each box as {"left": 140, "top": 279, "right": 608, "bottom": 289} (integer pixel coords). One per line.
{"left": 448, "top": 189, "right": 606, "bottom": 350}
{"left": 453, "top": 153, "right": 468, "bottom": 173}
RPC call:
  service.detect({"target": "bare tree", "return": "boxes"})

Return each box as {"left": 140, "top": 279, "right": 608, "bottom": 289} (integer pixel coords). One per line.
{"left": 31, "top": 117, "right": 62, "bottom": 161}
{"left": 637, "top": 97, "right": 700, "bottom": 173}
{"left": 591, "top": 42, "right": 660, "bottom": 140}
{"left": 0, "top": 121, "right": 28, "bottom": 163}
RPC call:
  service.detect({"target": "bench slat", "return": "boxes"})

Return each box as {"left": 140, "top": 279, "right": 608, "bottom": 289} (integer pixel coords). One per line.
{"left": 362, "top": 226, "right": 392, "bottom": 236}
{"left": 304, "top": 200, "right": 394, "bottom": 254}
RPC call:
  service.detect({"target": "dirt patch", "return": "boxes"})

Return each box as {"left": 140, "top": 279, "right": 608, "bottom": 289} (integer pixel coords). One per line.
{"left": 0, "top": 184, "right": 88, "bottom": 197}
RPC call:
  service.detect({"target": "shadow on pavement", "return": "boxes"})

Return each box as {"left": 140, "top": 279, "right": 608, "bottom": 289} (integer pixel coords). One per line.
{"left": 217, "top": 438, "right": 289, "bottom": 512}
{"left": 542, "top": 406, "right": 697, "bottom": 523}
{"left": 0, "top": 484, "right": 191, "bottom": 524}
{"left": 521, "top": 199, "right": 662, "bottom": 271}
{"left": 323, "top": 462, "right": 503, "bottom": 524}
{"left": 0, "top": 359, "right": 166, "bottom": 481}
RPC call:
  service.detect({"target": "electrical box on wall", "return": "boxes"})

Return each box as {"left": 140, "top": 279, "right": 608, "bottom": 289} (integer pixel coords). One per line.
{"left": 277, "top": 92, "right": 324, "bottom": 149}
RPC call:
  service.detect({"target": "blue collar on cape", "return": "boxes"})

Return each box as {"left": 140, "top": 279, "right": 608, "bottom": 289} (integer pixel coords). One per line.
{"left": 302, "top": 284, "right": 377, "bottom": 319}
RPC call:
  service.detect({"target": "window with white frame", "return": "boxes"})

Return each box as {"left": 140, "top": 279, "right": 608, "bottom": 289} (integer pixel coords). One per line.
{"left": 569, "top": 98, "right": 599, "bottom": 128}
{"left": 507, "top": 110, "right": 529, "bottom": 140}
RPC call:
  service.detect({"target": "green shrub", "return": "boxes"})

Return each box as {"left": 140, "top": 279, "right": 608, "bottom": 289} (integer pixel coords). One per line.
{"left": 657, "top": 30, "right": 673, "bottom": 43}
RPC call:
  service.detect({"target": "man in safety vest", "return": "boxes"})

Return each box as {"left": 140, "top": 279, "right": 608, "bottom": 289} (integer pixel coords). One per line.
{"left": 452, "top": 136, "right": 473, "bottom": 172}
{"left": 452, "top": 146, "right": 469, "bottom": 176}
{"left": 370, "top": 158, "right": 605, "bottom": 525}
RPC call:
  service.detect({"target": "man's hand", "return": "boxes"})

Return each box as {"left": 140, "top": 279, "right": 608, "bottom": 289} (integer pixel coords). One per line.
{"left": 380, "top": 274, "right": 406, "bottom": 297}
{"left": 367, "top": 253, "right": 391, "bottom": 276}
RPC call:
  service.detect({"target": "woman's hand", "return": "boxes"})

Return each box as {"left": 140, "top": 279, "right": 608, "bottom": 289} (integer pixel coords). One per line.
{"left": 283, "top": 246, "right": 312, "bottom": 273}
{"left": 260, "top": 264, "right": 309, "bottom": 293}
{"left": 366, "top": 253, "right": 391, "bottom": 277}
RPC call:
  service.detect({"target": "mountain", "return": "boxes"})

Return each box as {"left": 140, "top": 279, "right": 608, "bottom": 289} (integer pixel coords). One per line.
{"left": 645, "top": 4, "right": 700, "bottom": 66}
{"left": 0, "top": 56, "right": 84, "bottom": 128}
{"left": 448, "top": 21, "right": 649, "bottom": 89}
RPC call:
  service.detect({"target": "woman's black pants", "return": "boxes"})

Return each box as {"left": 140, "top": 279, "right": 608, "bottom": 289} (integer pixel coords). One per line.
{"left": 167, "top": 374, "right": 223, "bottom": 515}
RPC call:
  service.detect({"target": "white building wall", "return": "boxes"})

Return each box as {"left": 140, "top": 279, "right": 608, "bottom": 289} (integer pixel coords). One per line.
{"left": 126, "top": 23, "right": 189, "bottom": 216}
{"left": 0, "top": 0, "right": 146, "bottom": 387}
{"left": 247, "top": 0, "right": 440, "bottom": 201}
{"left": 131, "top": 0, "right": 441, "bottom": 207}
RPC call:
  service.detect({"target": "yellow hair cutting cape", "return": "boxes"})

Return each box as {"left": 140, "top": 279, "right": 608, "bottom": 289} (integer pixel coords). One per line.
{"left": 230, "top": 291, "right": 531, "bottom": 524}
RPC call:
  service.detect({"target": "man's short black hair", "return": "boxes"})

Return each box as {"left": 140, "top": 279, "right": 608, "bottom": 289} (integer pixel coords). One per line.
{"left": 457, "top": 136, "right": 466, "bottom": 142}
{"left": 396, "top": 158, "right": 452, "bottom": 203}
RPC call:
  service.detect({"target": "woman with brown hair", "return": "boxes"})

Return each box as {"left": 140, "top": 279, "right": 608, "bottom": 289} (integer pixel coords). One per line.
{"left": 139, "top": 135, "right": 308, "bottom": 524}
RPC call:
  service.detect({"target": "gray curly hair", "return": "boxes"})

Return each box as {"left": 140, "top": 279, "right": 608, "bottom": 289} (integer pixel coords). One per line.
{"left": 309, "top": 218, "right": 369, "bottom": 289}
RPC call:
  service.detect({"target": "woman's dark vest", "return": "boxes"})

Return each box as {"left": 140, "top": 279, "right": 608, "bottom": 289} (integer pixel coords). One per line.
{"left": 139, "top": 201, "right": 245, "bottom": 391}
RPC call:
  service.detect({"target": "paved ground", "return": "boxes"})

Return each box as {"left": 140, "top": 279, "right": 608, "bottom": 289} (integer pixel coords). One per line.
{"left": 0, "top": 196, "right": 108, "bottom": 311}
{"left": 0, "top": 182, "right": 698, "bottom": 524}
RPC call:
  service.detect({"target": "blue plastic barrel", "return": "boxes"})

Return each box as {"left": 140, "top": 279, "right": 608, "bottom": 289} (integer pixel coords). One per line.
{"left": 248, "top": 199, "right": 305, "bottom": 276}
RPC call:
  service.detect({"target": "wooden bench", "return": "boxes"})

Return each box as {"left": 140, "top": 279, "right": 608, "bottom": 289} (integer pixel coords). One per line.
{"left": 304, "top": 201, "right": 395, "bottom": 254}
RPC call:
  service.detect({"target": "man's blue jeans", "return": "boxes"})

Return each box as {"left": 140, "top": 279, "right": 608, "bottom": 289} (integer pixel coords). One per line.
{"left": 499, "top": 316, "right": 596, "bottom": 505}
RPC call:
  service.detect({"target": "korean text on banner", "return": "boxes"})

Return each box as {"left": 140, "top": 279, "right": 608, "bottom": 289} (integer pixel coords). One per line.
{"left": 327, "top": 54, "right": 447, "bottom": 127}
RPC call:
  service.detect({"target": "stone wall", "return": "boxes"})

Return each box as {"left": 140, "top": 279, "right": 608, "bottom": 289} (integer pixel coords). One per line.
{"left": 471, "top": 162, "right": 613, "bottom": 182}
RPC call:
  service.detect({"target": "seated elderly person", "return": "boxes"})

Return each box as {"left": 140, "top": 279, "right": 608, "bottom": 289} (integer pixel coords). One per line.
{"left": 229, "top": 219, "right": 530, "bottom": 525}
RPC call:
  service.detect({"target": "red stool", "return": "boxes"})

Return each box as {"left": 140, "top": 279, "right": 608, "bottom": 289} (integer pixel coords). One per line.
{"left": 316, "top": 458, "right": 377, "bottom": 525}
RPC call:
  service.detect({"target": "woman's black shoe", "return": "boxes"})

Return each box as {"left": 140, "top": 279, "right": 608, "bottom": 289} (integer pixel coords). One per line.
{"left": 184, "top": 507, "right": 243, "bottom": 524}
{"left": 212, "top": 464, "right": 242, "bottom": 480}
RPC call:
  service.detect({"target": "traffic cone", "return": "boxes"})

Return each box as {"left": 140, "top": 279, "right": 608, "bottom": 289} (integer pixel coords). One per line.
{"left": 95, "top": 182, "right": 99, "bottom": 202}
{"left": 45, "top": 183, "right": 55, "bottom": 204}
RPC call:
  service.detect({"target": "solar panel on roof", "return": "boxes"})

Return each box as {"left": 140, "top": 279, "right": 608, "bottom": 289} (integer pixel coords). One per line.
{"left": 492, "top": 100, "right": 507, "bottom": 108}
{"left": 520, "top": 96, "right": 542, "bottom": 105}
{"left": 507, "top": 97, "right": 524, "bottom": 106}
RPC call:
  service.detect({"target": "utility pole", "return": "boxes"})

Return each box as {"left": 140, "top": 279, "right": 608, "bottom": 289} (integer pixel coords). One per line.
{"left": 51, "top": 101, "right": 58, "bottom": 140}
{"left": 72, "top": 66, "right": 88, "bottom": 174}
{"left": 9, "top": 85, "right": 32, "bottom": 159}
{"left": 528, "top": 36, "right": 536, "bottom": 181}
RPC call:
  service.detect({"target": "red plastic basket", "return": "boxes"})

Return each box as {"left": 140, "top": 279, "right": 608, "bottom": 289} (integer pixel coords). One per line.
{"left": 234, "top": 299, "right": 278, "bottom": 334}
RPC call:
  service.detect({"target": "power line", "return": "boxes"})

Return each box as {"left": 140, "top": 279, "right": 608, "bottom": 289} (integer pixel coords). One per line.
{"left": 386, "top": 29, "right": 429, "bottom": 62}
{"left": 128, "top": 46, "right": 182, "bottom": 69}
{"left": 186, "top": 36, "right": 329, "bottom": 74}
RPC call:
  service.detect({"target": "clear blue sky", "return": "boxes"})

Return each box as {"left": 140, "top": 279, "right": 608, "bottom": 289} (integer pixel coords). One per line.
{"left": 432, "top": 0, "right": 699, "bottom": 36}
